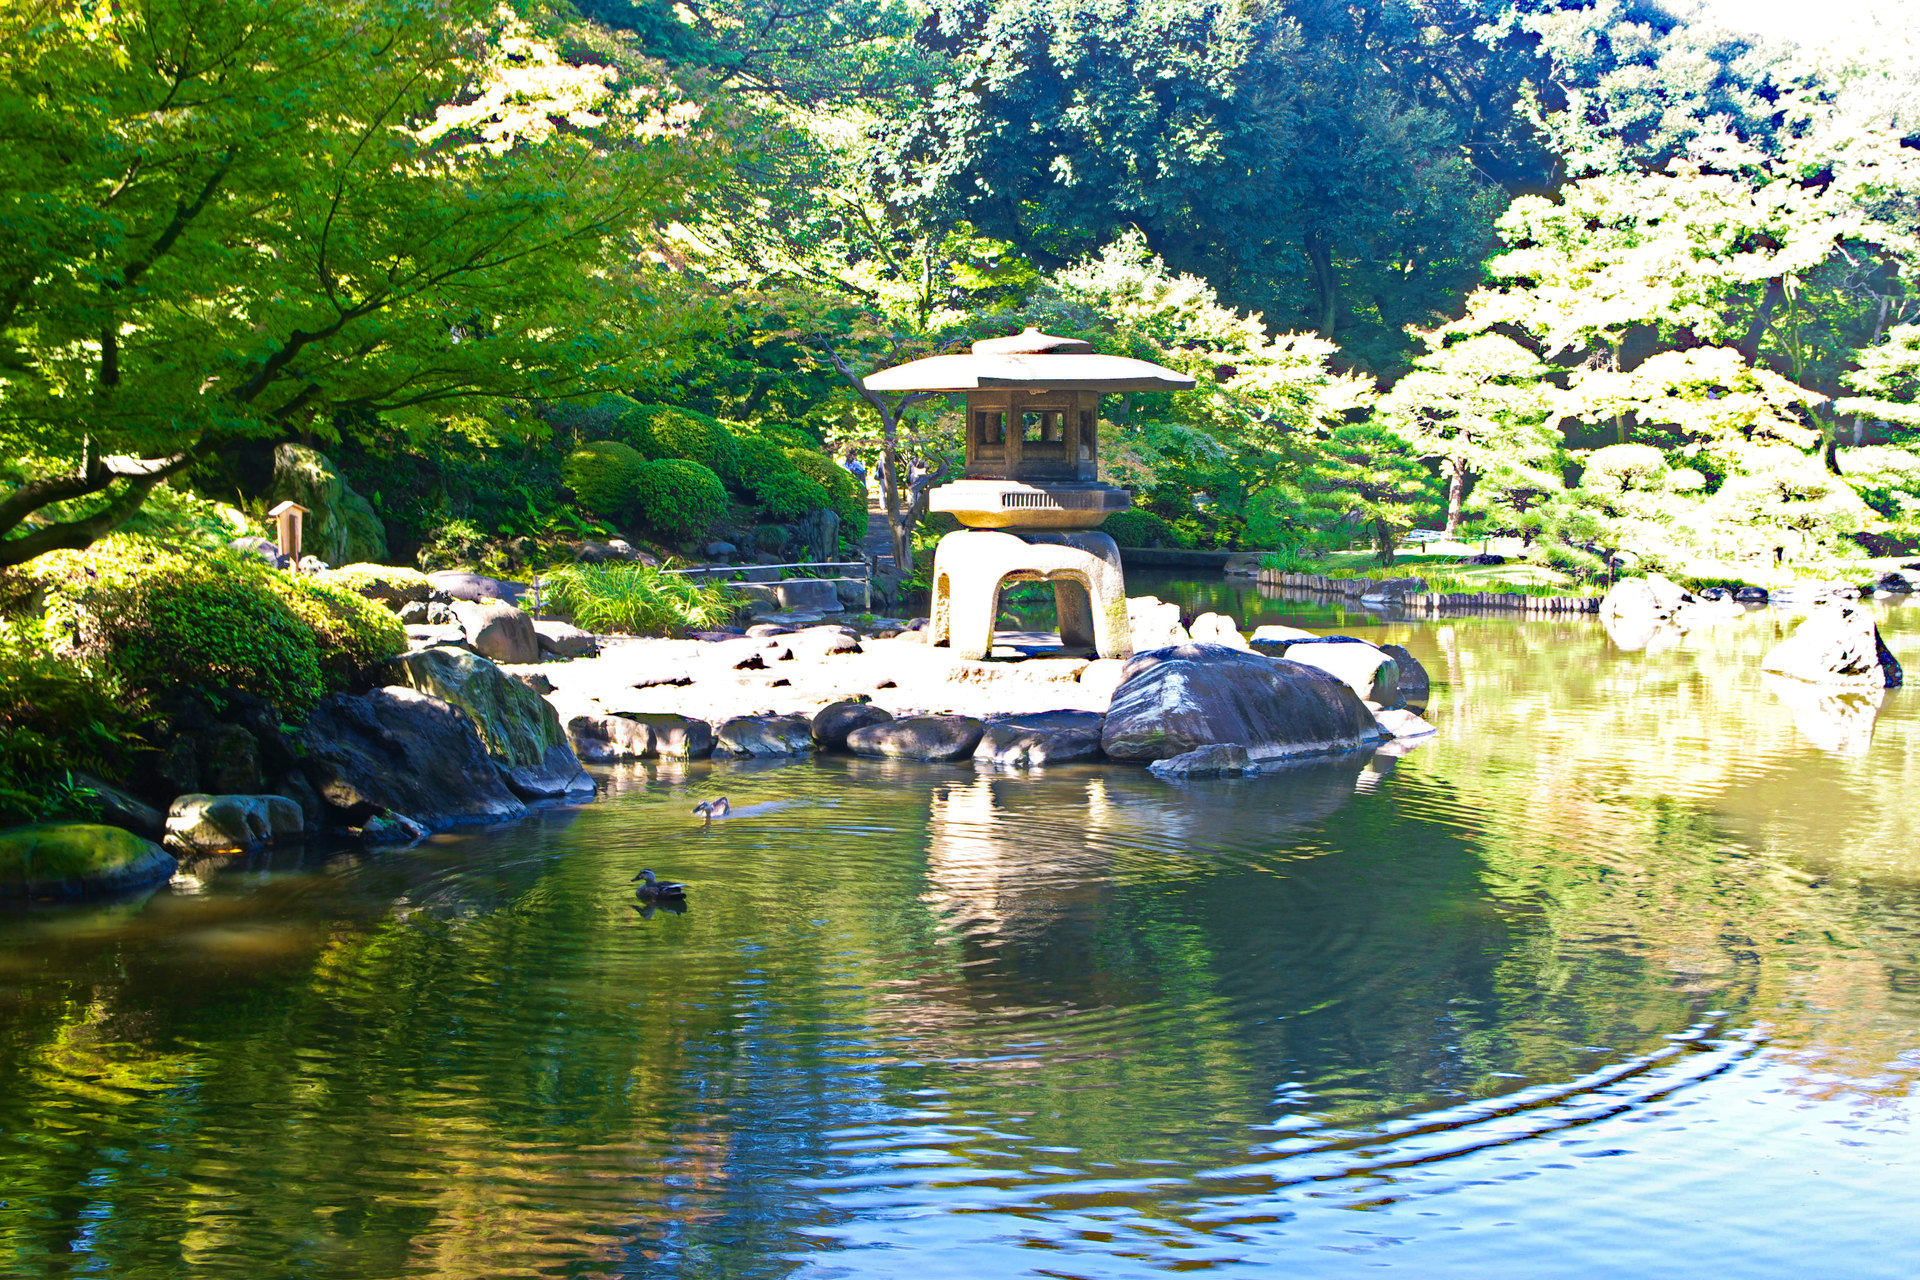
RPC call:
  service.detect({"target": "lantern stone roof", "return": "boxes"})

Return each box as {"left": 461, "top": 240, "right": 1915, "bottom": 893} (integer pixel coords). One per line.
{"left": 862, "top": 327, "right": 1196, "bottom": 394}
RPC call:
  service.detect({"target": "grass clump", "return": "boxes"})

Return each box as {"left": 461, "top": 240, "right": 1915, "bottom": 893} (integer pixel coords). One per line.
{"left": 543, "top": 563, "right": 737, "bottom": 636}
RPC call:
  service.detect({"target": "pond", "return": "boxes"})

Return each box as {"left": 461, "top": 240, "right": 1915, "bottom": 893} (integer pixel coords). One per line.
{"left": 4, "top": 587, "right": 1919, "bottom": 1278}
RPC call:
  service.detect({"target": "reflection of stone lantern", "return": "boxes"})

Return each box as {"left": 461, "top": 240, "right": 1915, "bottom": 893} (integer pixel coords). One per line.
{"left": 865, "top": 328, "right": 1195, "bottom": 660}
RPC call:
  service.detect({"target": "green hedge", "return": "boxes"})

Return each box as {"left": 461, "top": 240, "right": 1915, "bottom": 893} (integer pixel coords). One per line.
{"left": 632, "top": 459, "right": 729, "bottom": 544}
{"left": 562, "top": 440, "right": 649, "bottom": 519}
{"left": 626, "top": 405, "right": 740, "bottom": 482}
{"left": 751, "top": 468, "right": 831, "bottom": 520}
{"left": 784, "top": 448, "right": 867, "bottom": 538}
{"left": 1100, "top": 509, "right": 1192, "bottom": 548}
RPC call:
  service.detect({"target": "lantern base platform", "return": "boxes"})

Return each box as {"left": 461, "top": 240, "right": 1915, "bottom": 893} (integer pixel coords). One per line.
{"left": 930, "top": 529, "right": 1133, "bottom": 662}
{"left": 929, "top": 480, "right": 1131, "bottom": 531}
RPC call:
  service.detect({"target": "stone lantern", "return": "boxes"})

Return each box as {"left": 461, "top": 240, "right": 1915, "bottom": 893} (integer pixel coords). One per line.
{"left": 864, "top": 328, "right": 1195, "bottom": 660}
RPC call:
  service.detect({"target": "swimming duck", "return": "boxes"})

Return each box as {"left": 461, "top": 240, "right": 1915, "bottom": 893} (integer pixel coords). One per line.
{"left": 692, "top": 797, "right": 730, "bottom": 821}
{"left": 632, "top": 868, "right": 688, "bottom": 900}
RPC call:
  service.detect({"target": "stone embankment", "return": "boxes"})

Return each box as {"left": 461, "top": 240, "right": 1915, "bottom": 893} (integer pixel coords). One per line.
{"left": 1254, "top": 569, "right": 1600, "bottom": 614}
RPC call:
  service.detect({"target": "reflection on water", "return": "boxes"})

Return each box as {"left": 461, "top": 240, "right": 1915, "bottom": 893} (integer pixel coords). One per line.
{"left": 3, "top": 595, "right": 1920, "bottom": 1277}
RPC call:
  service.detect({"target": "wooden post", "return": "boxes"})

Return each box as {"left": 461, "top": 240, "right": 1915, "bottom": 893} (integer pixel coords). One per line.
{"left": 266, "top": 500, "right": 308, "bottom": 564}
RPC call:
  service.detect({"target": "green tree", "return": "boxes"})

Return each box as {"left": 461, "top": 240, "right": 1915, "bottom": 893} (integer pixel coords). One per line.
{"left": 0, "top": 0, "right": 714, "bottom": 566}
{"left": 1282, "top": 423, "right": 1432, "bottom": 564}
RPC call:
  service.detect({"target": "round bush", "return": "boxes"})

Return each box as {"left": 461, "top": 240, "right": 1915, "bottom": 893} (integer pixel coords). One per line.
{"left": 632, "top": 459, "right": 729, "bottom": 544}
{"left": 563, "top": 440, "right": 649, "bottom": 519}
{"left": 1101, "top": 509, "right": 1186, "bottom": 548}
{"left": 751, "top": 469, "right": 831, "bottom": 521}
{"left": 34, "top": 536, "right": 326, "bottom": 716}
{"left": 733, "top": 436, "right": 792, "bottom": 490}
{"left": 629, "top": 405, "right": 740, "bottom": 483}
{"left": 1582, "top": 444, "right": 1668, "bottom": 492}
{"left": 784, "top": 448, "right": 868, "bottom": 537}
{"left": 264, "top": 575, "right": 407, "bottom": 690}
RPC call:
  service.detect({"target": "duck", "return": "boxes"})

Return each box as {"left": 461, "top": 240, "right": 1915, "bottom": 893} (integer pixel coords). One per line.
{"left": 632, "top": 868, "right": 688, "bottom": 900}
{"left": 692, "top": 796, "right": 731, "bottom": 821}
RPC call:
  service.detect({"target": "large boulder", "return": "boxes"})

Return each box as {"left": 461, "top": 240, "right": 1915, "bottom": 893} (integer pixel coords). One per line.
{"left": 974, "top": 711, "right": 1106, "bottom": 767}
{"left": 427, "top": 571, "right": 525, "bottom": 604}
{"left": 164, "top": 793, "right": 304, "bottom": 855}
{"left": 299, "top": 687, "right": 528, "bottom": 829}
{"left": 774, "top": 578, "right": 844, "bottom": 614}
{"left": 1274, "top": 639, "right": 1401, "bottom": 706}
{"left": 615, "top": 713, "right": 715, "bottom": 759}
{"left": 534, "top": 619, "right": 598, "bottom": 660}
{"left": 265, "top": 443, "right": 389, "bottom": 565}
{"left": 716, "top": 714, "right": 816, "bottom": 757}
{"left": 71, "top": 772, "right": 164, "bottom": 837}
{"left": 811, "top": 700, "right": 892, "bottom": 751}
{"left": 1760, "top": 602, "right": 1904, "bottom": 689}
{"left": 392, "top": 647, "right": 592, "bottom": 798}
{"left": 0, "top": 823, "right": 177, "bottom": 899}
{"left": 847, "top": 715, "right": 986, "bottom": 761}
{"left": 1379, "top": 643, "right": 1430, "bottom": 712}
{"left": 566, "top": 714, "right": 654, "bottom": 762}
{"left": 1602, "top": 573, "right": 1693, "bottom": 625}
{"left": 449, "top": 599, "right": 540, "bottom": 665}
{"left": 1101, "top": 643, "right": 1386, "bottom": 763}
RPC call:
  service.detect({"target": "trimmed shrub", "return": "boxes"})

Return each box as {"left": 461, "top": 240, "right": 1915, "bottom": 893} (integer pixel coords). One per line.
{"left": 33, "top": 536, "right": 327, "bottom": 716}
{"left": 563, "top": 440, "right": 648, "bottom": 519}
{"left": 263, "top": 575, "right": 408, "bottom": 690}
{"left": 1101, "top": 509, "right": 1190, "bottom": 548}
{"left": 632, "top": 459, "right": 729, "bottom": 544}
{"left": 315, "top": 563, "right": 432, "bottom": 606}
{"left": 751, "top": 468, "right": 832, "bottom": 521}
{"left": 785, "top": 448, "right": 868, "bottom": 536}
{"left": 626, "top": 405, "right": 740, "bottom": 483}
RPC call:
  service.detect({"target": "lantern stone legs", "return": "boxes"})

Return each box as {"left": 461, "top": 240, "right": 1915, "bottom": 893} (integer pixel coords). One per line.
{"left": 930, "top": 529, "right": 1133, "bottom": 661}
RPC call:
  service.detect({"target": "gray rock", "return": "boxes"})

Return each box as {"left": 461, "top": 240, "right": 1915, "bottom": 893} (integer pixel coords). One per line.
{"left": 1373, "top": 708, "right": 1437, "bottom": 738}
{"left": 71, "top": 772, "right": 164, "bottom": 837}
{"left": 574, "top": 540, "right": 638, "bottom": 564}
{"left": 1102, "top": 643, "right": 1385, "bottom": 763}
{"left": 716, "top": 714, "right": 816, "bottom": 757}
{"left": 450, "top": 599, "right": 540, "bottom": 665}
{"left": 508, "top": 670, "right": 555, "bottom": 695}
{"left": 427, "top": 570, "right": 525, "bottom": 604}
{"left": 847, "top": 715, "right": 986, "bottom": 761}
{"left": 973, "top": 719, "right": 1105, "bottom": 767}
{"left": 360, "top": 811, "right": 429, "bottom": 845}
{"left": 1250, "top": 624, "right": 1317, "bottom": 644}
{"left": 1147, "top": 743, "right": 1253, "bottom": 779}
{"left": 705, "top": 540, "right": 738, "bottom": 558}
{"left": 567, "top": 714, "right": 654, "bottom": 762}
{"left": 746, "top": 623, "right": 793, "bottom": 639}
{"left": 811, "top": 700, "right": 892, "bottom": 751}
{"left": 534, "top": 619, "right": 598, "bottom": 660}
{"left": 265, "top": 443, "right": 388, "bottom": 564}
{"left": 164, "top": 793, "right": 304, "bottom": 855}
{"left": 1277, "top": 640, "right": 1401, "bottom": 706}
{"left": 1760, "top": 602, "right": 1904, "bottom": 689}
{"left": 0, "top": 823, "right": 177, "bottom": 899}
{"left": 774, "top": 578, "right": 845, "bottom": 614}
{"left": 1602, "top": 573, "right": 1693, "bottom": 625}
{"left": 616, "top": 713, "right": 714, "bottom": 759}
{"left": 391, "top": 647, "right": 592, "bottom": 799}
{"left": 399, "top": 600, "right": 431, "bottom": 624}
{"left": 1378, "top": 643, "right": 1431, "bottom": 712}
{"left": 1734, "top": 586, "right": 1769, "bottom": 603}
{"left": 299, "top": 687, "right": 529, "bottom": 830}
{"left": 1187, "top": 612, "right": 1249, "bottom": 649}
{"left": 199, "top": 722, "right": 264, "bottom": 794}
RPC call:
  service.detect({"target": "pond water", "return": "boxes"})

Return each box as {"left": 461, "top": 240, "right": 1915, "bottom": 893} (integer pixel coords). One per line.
{"left": 4, "top": 587, "right": 1920, "bottom": 1278}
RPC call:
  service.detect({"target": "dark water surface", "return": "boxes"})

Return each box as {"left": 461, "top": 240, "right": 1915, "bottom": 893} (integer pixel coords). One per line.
{"left": 5, "top": 590, "right": 1920, "bottom": 1278}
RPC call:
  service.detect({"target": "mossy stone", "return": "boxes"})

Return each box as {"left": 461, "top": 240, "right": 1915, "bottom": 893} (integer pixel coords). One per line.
{"left": 0, "top": 823, "right": 176, "bottom": 898}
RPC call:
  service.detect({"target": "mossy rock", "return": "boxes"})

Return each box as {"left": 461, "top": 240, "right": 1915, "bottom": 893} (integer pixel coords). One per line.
{"left": 316, "top": 564, "right": 432, "bottom": 607}
{"left": 0, "top": 823, "right": 176, "bottom": 899}
{"left": 266, "top": 444, "right": 389, "bottom": 566}
{"left": 391, "top": 648, "right": 591, "bottom": 799}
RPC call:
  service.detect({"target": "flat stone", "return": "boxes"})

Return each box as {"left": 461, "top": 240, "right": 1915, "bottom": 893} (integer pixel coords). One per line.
{"left": 0, "top": 824, "right": 177, "bottom": 899}
{"left": 716, "top": 714, "right": 816, "bottom": 757}
{"left": 847, "top": 715, "right": 986, "bottom": 761}
{"left": 1373, "top": 708, "right": 1437, "bottom": 738}
{"left": 811, "top": 700, "right": 892, "bottom": 751}
{"left": 1148, "top": 743, "right": 1254, "bottom": 779}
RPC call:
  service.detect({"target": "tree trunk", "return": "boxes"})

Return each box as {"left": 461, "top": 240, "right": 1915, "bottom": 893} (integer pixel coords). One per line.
{"left": 1306, "top": 234, "right": 1339, "bottom": 339}
{"left": 1445, "top": 459, "right": 1466, "bottom": 539}
{"left": 820, "top": 343, "right": 940, "bottom": 574}
{"left": 1375, "top": 518, "right": 1396, "bottom": 566}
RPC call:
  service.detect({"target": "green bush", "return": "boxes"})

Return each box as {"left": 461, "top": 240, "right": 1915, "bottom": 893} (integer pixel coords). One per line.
{"left": 632, "top": 458, "right": 729, "bottom": 544}
{"left": 785, "top": 448, "right": 868, "bottom": 537}
{"left": 543, "top": 563, "right": 737, "bottom": 636}
{"left": 0, "top": 617, "right": 151, "bottom": 826}
{"left": 750, "top": 468, "right": 831, "bottom": 520}
{"left": 314, "top": 563, "right": 432, "bottom": 605}
{"left": 264, "top": 575, "right": 408, "bottom": 690}
{"left": 562, "top": 440, "right": 648, "bottom": 519}
{"left": 1101, "top": 509, "right": 1192, "bottom": 548}
{"left": 34, "top": 536, "right": 327, "bottom": 716}
{"left": 626, "top": 404, "right": 740, "bottom": 483}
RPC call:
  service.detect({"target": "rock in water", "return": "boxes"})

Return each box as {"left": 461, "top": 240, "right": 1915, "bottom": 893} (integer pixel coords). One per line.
{"left": 449, "top": 599, "right": 540, "bottom": 665}
{"left": 299, "top": 687, "right": 529, "bottom": 830}
{"left": 716, "top": 715, "right": 816, "bottom": 757}
{"left": 1147, "top": 744, "right": 1254, "bottom": 779}
{"left": 1378, "top": 644, "right": 1431, "bottom": 712}
{"left": 1760, "top": 602, "right": 1904, "bottom": 689}
{"left": 1276, "top": 640, "right": 1401, "bottom": 706}
{"left": 599, "top": 713, "right": 715, "bottom": 759}
{"left": 566, "top": 714, "right": 654, "bottom": 762}
{"left": 0, "top": 824, "right": 177, "bottom": 899}
{"left": 1601, "top": 573, "right": 1693, "bottom": 626}
{"left": 847, "top": 715, "right": 987, "bottom": 761}
{"left": 811, "top": 700, "right": 892, "bottom": 751}
{"left": 392, "top": 648, "right": 592, "bottom": 798}
{"left": 1102, "top": 643, "right": 1385, "bottom": 763}
{"left": 164, "top": 794, "right": 304, "bottom": 854}
{"left": 265, "top": 443, "right": 388, "bottom": 565}
{"left": 975, "top": 712, "right": 1106, "bottom": 767}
